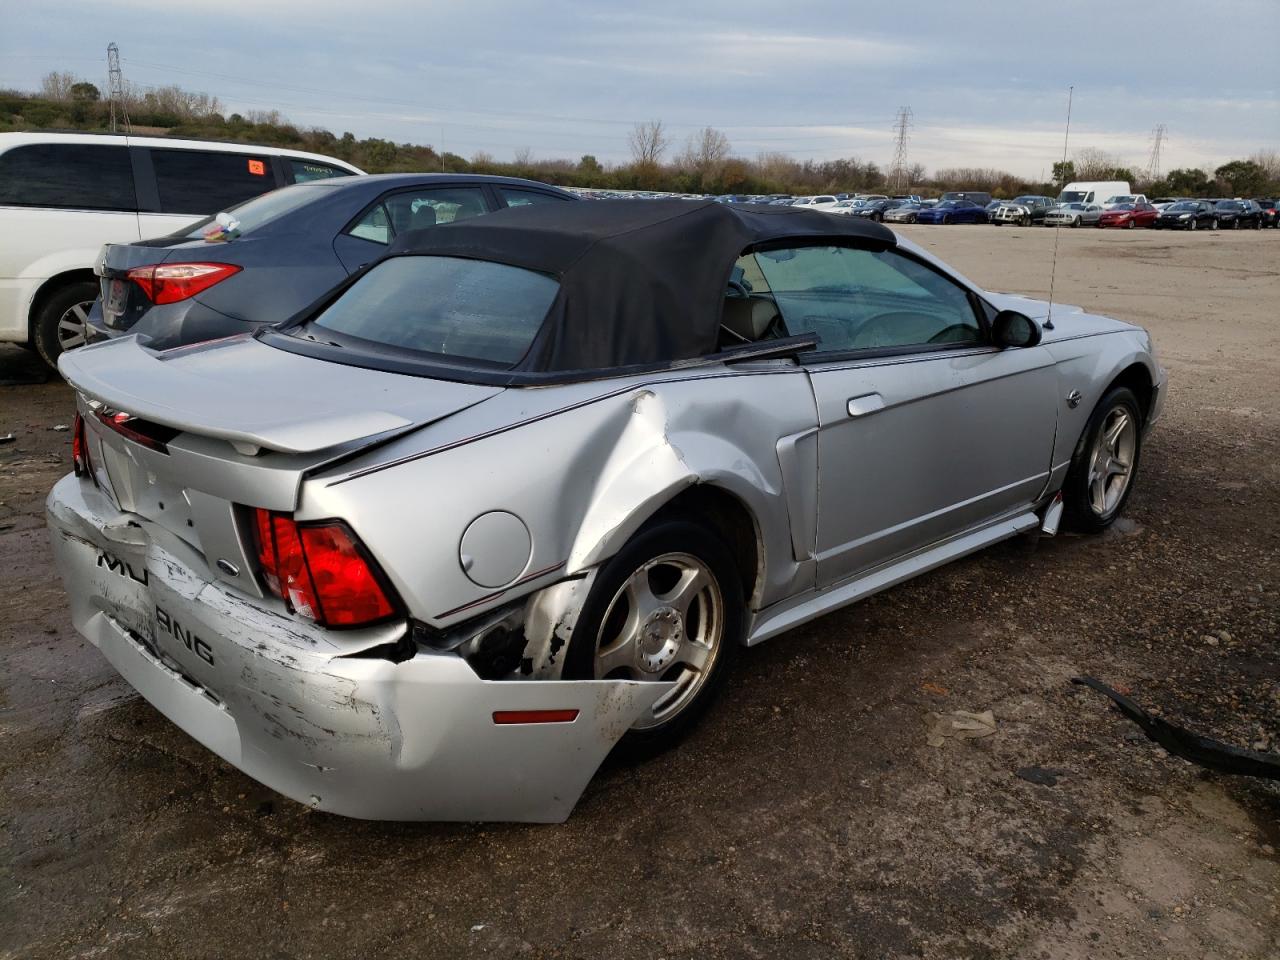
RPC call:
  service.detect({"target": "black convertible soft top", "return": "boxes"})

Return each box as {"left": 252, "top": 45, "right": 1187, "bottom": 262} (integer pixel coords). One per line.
{"left": 385, "top": 199, "right": 897, "bottom": 373}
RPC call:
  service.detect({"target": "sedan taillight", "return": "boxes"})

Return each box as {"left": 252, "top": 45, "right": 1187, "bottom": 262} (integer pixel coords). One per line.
{"left": 252, "top": 509, "right": 398, "bottom": 628}
{"left": 127, "top": 263, "right": 241, "bottom": 305}
{"left": 71, "top": 413, "right": 87, "bottom": 476}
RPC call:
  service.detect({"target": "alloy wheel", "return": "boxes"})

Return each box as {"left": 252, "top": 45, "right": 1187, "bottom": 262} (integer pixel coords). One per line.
{"left": 593, "top": 552, "right": 725, "bottom": 730}
{"left": 57, "top": 300, "right": 94, "bottom": 351}
{"left": 1087, "top": 406, "right": 1137, "bottom": 518}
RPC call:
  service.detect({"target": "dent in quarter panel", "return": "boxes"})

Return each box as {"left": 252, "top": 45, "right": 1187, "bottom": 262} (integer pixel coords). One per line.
{"left": 304, "top": 369, "right": 819, "bottom": 628}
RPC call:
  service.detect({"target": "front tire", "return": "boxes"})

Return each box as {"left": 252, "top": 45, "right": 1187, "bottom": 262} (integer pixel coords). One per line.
{"left": 1062, "top": 387, "right": 1143, "bottom": 533}
{"left": 563, "top": 519, "right": 744, "bottom": 755}
{"left": 33, "top": 280, "right": 98, "bottom": 371}
{"left": 1072, "top": 216, "right": 1081, "bottom": 227}
{"left": 1210, "top": 218, "right": 1219, "bottom": 230}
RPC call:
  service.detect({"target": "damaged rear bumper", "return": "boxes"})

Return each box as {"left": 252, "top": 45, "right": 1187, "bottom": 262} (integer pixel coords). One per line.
{"left": 46, "top": 474, "right": 668, "bottom": 822}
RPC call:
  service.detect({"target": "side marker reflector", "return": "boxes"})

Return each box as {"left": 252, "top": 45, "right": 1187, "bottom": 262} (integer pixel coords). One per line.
{"left": 492, "top": 709, "right": 580, "bottom": 725}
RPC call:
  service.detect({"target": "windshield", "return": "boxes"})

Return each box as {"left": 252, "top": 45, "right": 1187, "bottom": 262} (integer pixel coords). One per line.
{"left": 1167, "top": 202, "right": 1198, "bottom": 212}
{"left": 1107, "top": 196, "right": 1136, "bottom": 204}
{"left": 180, "top": 183, "right": 336, "bottom": 239}
{"left": 1059, "top": 191, "right": 1088, "bottom": 204}
{"left": 1215, "top": 200, "right": 1242, "bottom": 210}
{"left": 1110, "top": 204, "right": 1136, "bottom": 211}
{"left": 936, "top": 201, "right": 957, "bottom": 209}
{"left": 307, "top": 256, "right": 558, "bottom": 367}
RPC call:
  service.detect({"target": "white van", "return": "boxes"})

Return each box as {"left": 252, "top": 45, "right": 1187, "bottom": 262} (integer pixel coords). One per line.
{"left": 1057, "top": 181, "right": 1130, "bottom": 208}
{"left": 0, "top": 132, "right": 363, "bottom": 367}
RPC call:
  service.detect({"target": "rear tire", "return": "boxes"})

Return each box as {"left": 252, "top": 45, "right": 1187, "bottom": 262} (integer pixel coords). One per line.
{"left": 1062, "top": 387, "right": 1143, "bottom": 534}
{"left": 33, "top": 280, "right": 98, "bottom": 371}
{"left": 563, "top": 519, "right": 744, "bottom": 756}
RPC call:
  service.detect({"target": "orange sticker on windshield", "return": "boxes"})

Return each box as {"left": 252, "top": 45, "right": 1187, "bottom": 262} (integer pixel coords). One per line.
{"left": 248, "top": 159, "right": 266, "bottom": 176}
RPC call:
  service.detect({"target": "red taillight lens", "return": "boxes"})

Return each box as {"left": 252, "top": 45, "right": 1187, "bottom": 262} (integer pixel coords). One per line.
{"left": 297, "top": 524, "right": 396, "bottom": 626}
{"left": 127, "top": 263, "right": 241, "bottom": 305}
{"left": 72, "top": 412, "right": 86, "bottom": 476}
{"left": 251, "top": 509, "right": 396, "bottom": 628}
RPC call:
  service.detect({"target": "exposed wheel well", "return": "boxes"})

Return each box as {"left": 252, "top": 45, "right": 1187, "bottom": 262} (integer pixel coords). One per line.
{"left": 647, "top": 485, "right": 762, "bottom": 607}
{"left": 1106, "top": 362, "right": 1154, "bottom": 423}
{"left": 28, "top": 269, "right": 98, "bottom": 340}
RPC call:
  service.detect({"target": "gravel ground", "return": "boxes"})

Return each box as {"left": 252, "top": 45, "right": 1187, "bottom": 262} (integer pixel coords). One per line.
{"left": 1, "top": 225, "right": 1277, "bottom": 959}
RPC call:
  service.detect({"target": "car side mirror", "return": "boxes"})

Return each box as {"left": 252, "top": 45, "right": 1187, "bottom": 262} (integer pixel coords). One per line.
{"left": 992, "top": 310, "right": 1042, "bottom": 348}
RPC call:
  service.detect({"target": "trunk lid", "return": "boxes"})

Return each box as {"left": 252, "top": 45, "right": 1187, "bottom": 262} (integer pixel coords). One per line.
{"left": 61, "top": 335, "right": 501, "bottom": 455}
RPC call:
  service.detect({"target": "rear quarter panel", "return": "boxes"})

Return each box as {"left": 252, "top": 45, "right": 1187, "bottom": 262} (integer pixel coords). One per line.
{"left": 303, "top": 366, "right": 820, "bottom": 628}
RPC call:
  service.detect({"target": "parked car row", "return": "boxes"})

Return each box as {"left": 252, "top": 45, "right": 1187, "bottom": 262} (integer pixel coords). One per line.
{"left": 4, "top": 132, "right": 1275, "bottom": 376}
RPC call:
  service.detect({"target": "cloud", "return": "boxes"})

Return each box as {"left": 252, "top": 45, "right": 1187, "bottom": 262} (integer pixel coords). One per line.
{"left": 3, "top": 0, "right": 1273, "bottom": 175}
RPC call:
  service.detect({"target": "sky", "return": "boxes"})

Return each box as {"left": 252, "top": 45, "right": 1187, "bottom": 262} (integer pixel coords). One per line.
{"left": 3, "top": 0, "right": 1278, "bottom": 179}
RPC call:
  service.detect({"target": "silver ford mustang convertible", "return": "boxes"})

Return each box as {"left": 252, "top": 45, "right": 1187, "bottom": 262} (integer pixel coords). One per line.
{"left": 49, "top": 200, "right": 1165, "bottom": 821}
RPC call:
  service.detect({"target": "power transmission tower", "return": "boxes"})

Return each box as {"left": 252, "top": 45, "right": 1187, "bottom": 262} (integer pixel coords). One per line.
{"left": 1143, "top": 124, "right": 1166, "bottom": 182}
{"left": 889, "top": 107, "right": 912, "bottom": 192}
{"left": 107, "top": 43, "right": 130, "bottom": 134}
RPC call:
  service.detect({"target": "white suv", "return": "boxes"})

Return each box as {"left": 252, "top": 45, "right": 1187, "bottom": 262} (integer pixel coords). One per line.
{"left": 0, "top": 132, "right": 363, "bottom": 367}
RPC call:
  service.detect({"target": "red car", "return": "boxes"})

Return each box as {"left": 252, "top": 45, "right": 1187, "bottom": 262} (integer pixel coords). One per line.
{"left": 1097, "top": 201, "right": 1158, "bottom": 229}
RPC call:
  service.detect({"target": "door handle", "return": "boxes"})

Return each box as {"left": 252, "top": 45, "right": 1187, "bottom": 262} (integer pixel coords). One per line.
{"left": 846, "top": 393, "right": 885, "bottom": 417}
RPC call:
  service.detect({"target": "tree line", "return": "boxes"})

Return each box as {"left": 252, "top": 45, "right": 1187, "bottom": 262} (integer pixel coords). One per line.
{"left": 4, "top": 73, "right": 1278, "bottom": 199}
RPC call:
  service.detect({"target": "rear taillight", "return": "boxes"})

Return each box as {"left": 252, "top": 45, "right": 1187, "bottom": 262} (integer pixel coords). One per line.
{"left": 252, "top": 509, "right": 397, "bottom": 628}
{"left": 127, "top": 263, "right": 241, "bottom": 305}
{"left": 72, "top": 413, "right": 87, "bottom": 476}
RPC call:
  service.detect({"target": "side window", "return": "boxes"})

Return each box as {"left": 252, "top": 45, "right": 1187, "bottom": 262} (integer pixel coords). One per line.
{"left": 0, "top": 143, "right": 136, "bottom": 211}
{"left": 384, "top": 186, "right": 488, "bottom": 231}
{"left": 500, "top": 187, "right": 570, "bottom": 208}
{"left": 741, "top": 245, "right": 983, "bottom": 353}
{"left": 344, "top": 186, "right": 490, "bottom": 245}
{"left": 151, "top": 149, "right": 274, "bottom": 214}
{"left": 348, "top": 203, "right": 392, "bottom": 244}
{"left": 289, "top": 159, "right": 352, "bottom": 183}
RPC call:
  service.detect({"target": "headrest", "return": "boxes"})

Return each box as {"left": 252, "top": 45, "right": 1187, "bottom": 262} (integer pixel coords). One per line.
{"left": 410, "top": 205, "right": 437, "bottom": 230}
{"left": 722, "top": 297, "right": 779, "bottom": 342}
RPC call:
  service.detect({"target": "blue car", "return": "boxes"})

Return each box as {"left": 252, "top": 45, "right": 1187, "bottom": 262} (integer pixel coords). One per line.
{"left": 915, "top": 199, "right": 989, "bottom": 225}
{"left": 87, "top": 174, "right": 577, "bottom": 350}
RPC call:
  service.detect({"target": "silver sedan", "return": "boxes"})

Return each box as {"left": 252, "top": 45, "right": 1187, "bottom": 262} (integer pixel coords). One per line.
{"left": 48, "top": 200, "right": 1164, "bottom": 821}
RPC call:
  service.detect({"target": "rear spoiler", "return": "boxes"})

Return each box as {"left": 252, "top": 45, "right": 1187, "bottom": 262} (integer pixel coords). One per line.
{"left": 59, "top": 335, "right": 413, "bottom": 455}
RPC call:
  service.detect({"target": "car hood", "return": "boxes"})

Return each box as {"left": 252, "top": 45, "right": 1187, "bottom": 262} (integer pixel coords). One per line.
{"left": 983, "top": 292, "right": 1138, "bottom": 341}
{"left": 58, "top": 334, "right": 503, "bottom": 454}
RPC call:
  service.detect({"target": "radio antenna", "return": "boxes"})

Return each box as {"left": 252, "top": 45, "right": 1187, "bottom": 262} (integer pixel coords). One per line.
{"left": 1045, "top": 85, "right": 1073, "bottom": 331}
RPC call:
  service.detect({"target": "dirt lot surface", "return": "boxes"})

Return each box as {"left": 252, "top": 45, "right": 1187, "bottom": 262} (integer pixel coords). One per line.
{"left": 2, "top": 225, "right": 1278, "bottom": 959}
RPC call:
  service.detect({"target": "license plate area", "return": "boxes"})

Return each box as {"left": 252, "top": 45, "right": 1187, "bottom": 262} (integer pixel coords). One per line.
{"left": 103, "top": 278, "right": 127, "bottom": 323}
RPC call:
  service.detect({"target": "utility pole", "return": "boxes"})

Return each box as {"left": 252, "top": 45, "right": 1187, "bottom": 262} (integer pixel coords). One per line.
{"left": 1143, "top": 124, "right": 1166, "bottom": 183}
{"left": 107, "top": 43, "right": 130, "bottom": 134}
{"left": 889, "top": 106, "right": 912, "bottom": 192}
